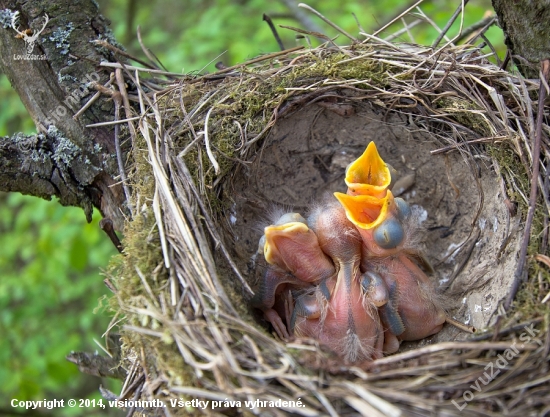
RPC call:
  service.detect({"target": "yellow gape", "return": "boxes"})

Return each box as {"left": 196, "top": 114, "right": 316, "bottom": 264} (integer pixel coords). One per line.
{"left": 344, "top": 141, "right": 392, "bottom": 198}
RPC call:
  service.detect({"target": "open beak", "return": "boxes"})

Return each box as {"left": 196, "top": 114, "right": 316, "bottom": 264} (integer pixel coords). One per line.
{"left": 335, "top": 190, "right": 404, "bottom": 250}
{"left": 345, "top": 141, "right": 391, "bottom": 198}
{"left": 333, "top": 191, "right": 393, "bottom": 230}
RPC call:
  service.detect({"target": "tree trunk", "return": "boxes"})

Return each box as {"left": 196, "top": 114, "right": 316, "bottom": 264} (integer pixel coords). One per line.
{"left": 0, "top": 0, "right": 126, "bottom": 228}
{"left": 492, "top": 0, "right": 550, "bottom": 78}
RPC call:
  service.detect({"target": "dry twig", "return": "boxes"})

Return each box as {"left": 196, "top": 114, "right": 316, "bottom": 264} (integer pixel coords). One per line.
{"left": 505, "top": 59, "right": 550, "bottom": 310}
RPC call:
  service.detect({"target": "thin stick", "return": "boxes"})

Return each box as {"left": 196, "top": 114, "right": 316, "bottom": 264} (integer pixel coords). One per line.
{"left": 279, "top": 24, "right": 339, "bottom": 46}
{"left": 468, "top": 317, "right": 543, "bottom": 341}
{"left": 368, "top": 341, "right": 539, "bottom": 368}
{"left": 430, "top": 135, "right": 507, "bottom": 155}
{"left": 446, "top": 316, "right": 476, "bottom": 333}
{"left": 505, "top": 59, "right": 550, "bottom": 310}
{"left": 372, "top": 0, "right": 425, "bottom": 38}
{"left": 99, "top": 62, "right": 186, "bottom": 77}
{"left": 73, "top": 76, "right": 113, "bottom": 119}
{"left": 115, "top": 68, "right": 137, "bottom": 139}
{"left": 535, "top": 254, "right": 550, "bottom": 269}
{"left": 174, "top": 158, "right": 254, "bottom": 295}
{"left": 455, "top": 14, "right": 496, "bottom": 44}
{"left": 198, "top": 50, "right": 229, "bottom": 74}
{"left": 99, "top": 218, "right": 124, "bottom": 253}
{"left": 351, "top": 12, "right": 366, "bottom": 34}
{"left": 263, "top": 14, "right": 285, "bottom": 51}
{"left": 93, "top": 39, "right": 157, "bottom": 70}
{"left": 124, "top": 382, "right": 144, "bottom": 417}
{"left": 137, "top": 25, "right": 166, "bottom": 71}
{"left": 298, "top": 3, "right": 358, "bottom": 42}
{"left": 113, "top": 96, "right": 133, "bottom": 212}
{"left": 384, "top": 19, "right": 422, "bottom": 42}
{"left": 86, "top": 116, "right": 142, "bottom": 128}
{"left": 500, "top": 50, "right": 511, "bottom": 71}
{"left": 480, "top": 32, "right": 502, "bottom": 66}
{"left": 432, "top": 0, "right": 469, "bottom": 48}
{"left": 415, "top": 8, "right": 452, "bottom": 45}
{"left": 192, "top": 46, "right": 304, "bottom": 82}
{"left": 278, "top": 0, "right": 325, "bottom": 34}
{"left": 203, "top": 107, "right": 220, "bottom": 175}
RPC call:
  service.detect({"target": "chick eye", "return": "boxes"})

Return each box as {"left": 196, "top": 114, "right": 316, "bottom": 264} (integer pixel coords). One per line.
{"left": 373, "top": 218, "right": 404, "bottom": 249}
{"left": 394, "top": 197, "right": 411, "bottom": 220}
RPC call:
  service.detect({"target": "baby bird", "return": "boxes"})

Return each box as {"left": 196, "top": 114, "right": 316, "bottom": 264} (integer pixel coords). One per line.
{"left": 293, "top": 201, "right": 385, "bottom": 362}
{"left": 250, "top": 266, "right": 307, "bottom": 340}
{"left": 334, "top": 190, "right": 409, "bottom": 258}
{"left": 335, "top": 145, "right": 446, "bottom": 350}
{"left": 252, "top": 212, "right": 335, "bottom": 339}
{"left": 252, "top": 141, "right": 446, "bottom": 359}
{"left": 371, "top": 253, "right": 446, "bottom": 341}
{"left": 262, "top": 213, "right": 335, "bottom": 283}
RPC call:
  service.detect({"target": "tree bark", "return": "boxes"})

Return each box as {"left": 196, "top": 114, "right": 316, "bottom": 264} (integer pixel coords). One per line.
{"left": 492, "top": 0, "right": 550, "bottom": 78}
{"left": 0, "top": 0, "right": 127, "bottom": 228}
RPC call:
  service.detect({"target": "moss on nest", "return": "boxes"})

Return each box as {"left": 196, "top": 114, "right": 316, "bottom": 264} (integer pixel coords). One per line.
{"left": 434, "top": 96, "right": 493, "bottom": 135}
{"left": 487, "top": 143, "right": 550, "bottom": 318}
{"left": 105, "top": 133, "right": 198, "bottom": 390}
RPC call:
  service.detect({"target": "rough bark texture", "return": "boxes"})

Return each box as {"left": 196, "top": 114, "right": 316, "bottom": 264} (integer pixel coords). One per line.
{"left": 0, "top": 0, "right": 127, "bottom": 228}
{"left": 492, "top": 0, "right": 550, "bottom": 78}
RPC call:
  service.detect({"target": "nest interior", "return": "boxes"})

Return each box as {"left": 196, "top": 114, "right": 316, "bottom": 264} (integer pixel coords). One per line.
{"left": 229, "top": 99, "right": 521, "bottom": 336}
{"left": 106, "top": 39, "right": 550, "bottom": 416}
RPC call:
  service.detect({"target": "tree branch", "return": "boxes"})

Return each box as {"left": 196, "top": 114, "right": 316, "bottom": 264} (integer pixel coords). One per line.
{"left": 1, "top": 131, "right": 96, "bottom": 217}
{"left": 66, "top": 351, "right": 127, "bottom": 379}
{"left": 0, "top": 0, "right": 129, "bottom": 229}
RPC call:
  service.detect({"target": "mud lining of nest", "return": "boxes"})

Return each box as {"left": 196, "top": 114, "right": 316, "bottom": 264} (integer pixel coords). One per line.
{"left": 106, "top": 38, "right": 550, "bottom": 416}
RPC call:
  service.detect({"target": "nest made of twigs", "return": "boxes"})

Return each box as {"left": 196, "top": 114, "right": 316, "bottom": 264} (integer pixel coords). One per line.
{"left": 103, "top": 32, "right": 550, "bottom": 417}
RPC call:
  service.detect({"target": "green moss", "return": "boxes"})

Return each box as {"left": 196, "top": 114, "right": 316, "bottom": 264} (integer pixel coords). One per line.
{"left": 105, "top": 132, "right": 196, "bottom": 387}
{"left": 434, "top": 96, "right": 492, "bottom": 135}
{"left": 487, "top": 143, "right": 529, "bottom": 203}
{"left": 487, "top": 143, "right": 550, "bottom": 317}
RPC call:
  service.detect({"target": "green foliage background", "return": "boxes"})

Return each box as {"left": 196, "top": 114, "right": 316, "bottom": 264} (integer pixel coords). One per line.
{"left": 0, "top": 0, "right": 502, "bottom": 414}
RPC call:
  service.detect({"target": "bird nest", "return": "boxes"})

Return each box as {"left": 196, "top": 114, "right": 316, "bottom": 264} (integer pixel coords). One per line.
{"left": 103, "top": 33, "right": 550, "bottom": 416}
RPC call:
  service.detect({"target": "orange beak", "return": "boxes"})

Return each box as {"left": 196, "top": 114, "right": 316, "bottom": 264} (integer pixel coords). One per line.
{"left": 335, "top": 190, "right": 405, "bottom": 252}
{"left": 334, "top": 191, "right": 394, "bottom": 230}
{"left": 345, "top": 142, "right": 391, "bottom": 198}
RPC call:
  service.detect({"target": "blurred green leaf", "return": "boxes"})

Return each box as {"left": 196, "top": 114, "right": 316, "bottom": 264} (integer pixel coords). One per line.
{"left": 69, "top": 236, "right": 90, "bottom": 271}
{"left": 0, "top": 193, "right": 120, "bottom": 414}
